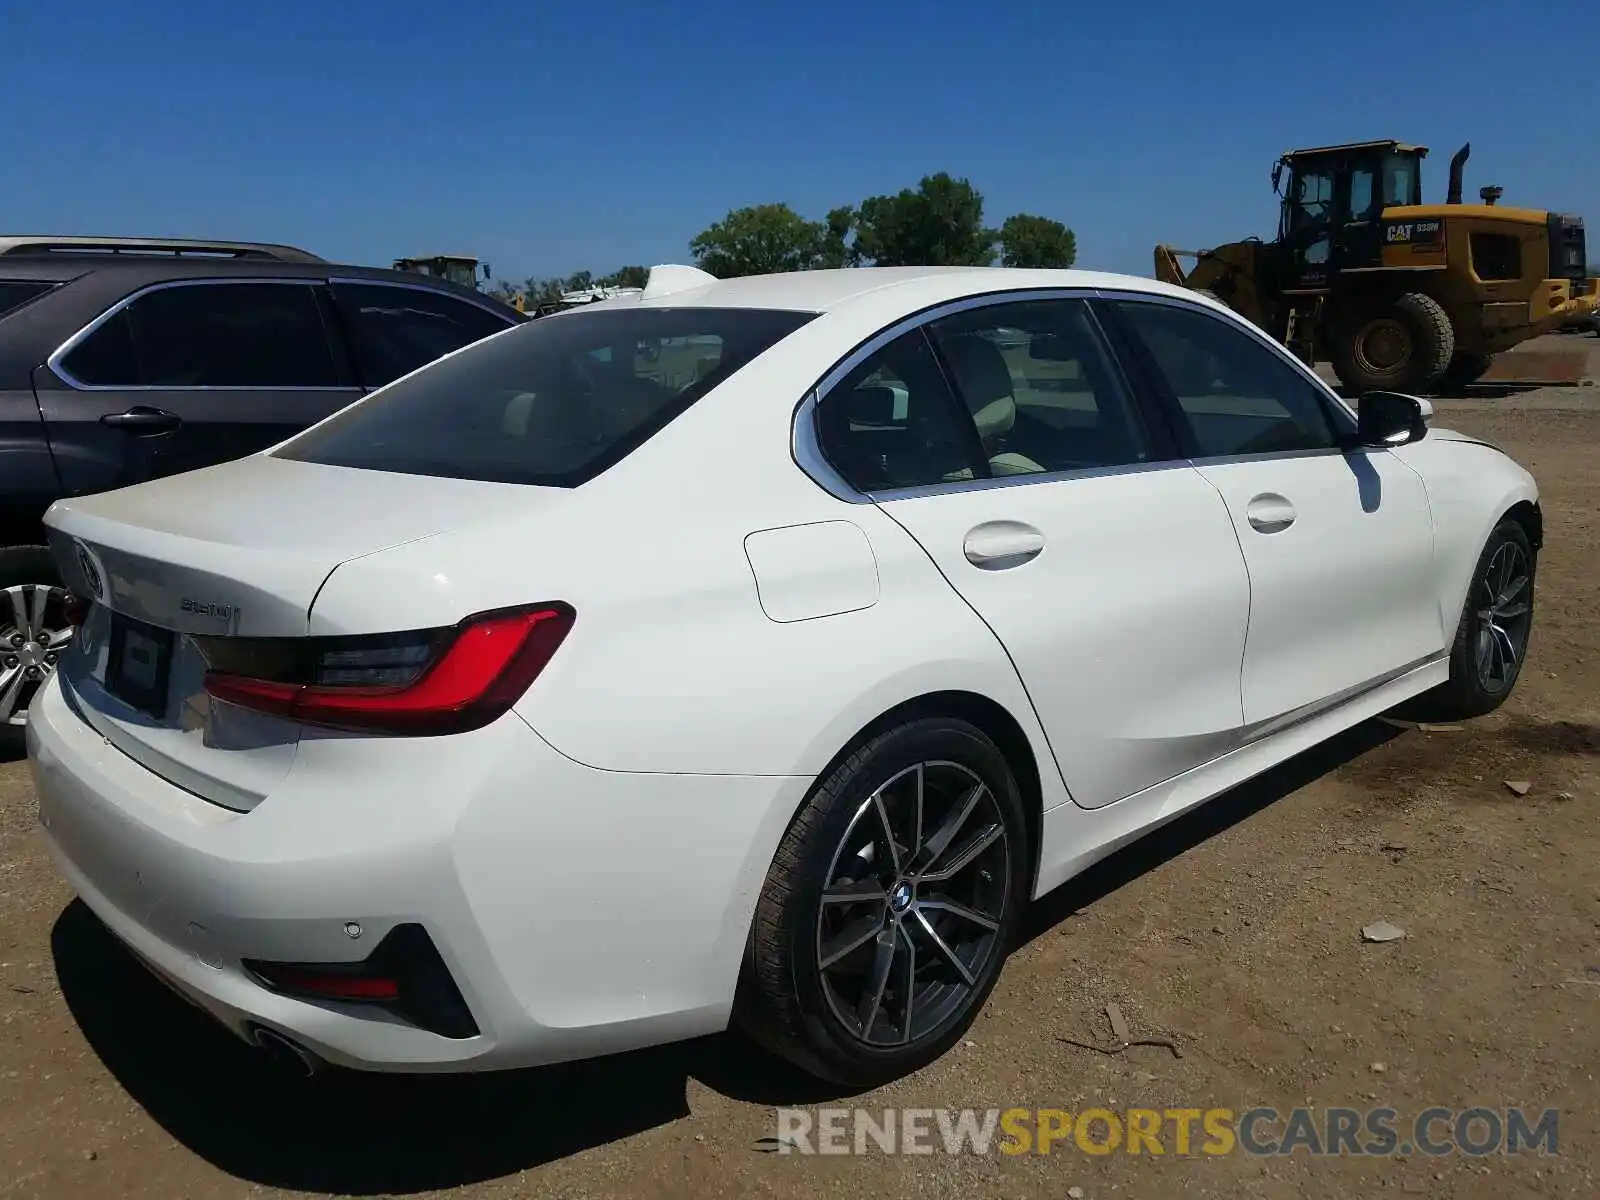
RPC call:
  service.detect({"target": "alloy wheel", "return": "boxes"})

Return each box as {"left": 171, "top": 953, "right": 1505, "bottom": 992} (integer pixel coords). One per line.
{"left": 1, "top": 584, "right": 74, "bottom": 727}
{"left": 815, "top": 760, "right": 1010, "bottom": 1048}
{"left": 1474, "top": 541, "right": 1532, "bottom": 694}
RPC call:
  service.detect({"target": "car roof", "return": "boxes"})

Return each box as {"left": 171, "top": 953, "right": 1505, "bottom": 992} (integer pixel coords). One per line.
{"left": 0, "top": 252, "right": 517, "bottom": 309}
{"left": 586, "top": 265, "right": 1200, "bottom": 320}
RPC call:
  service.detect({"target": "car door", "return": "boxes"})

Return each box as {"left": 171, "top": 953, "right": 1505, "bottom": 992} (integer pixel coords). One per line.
{"left": 1106, "top": 296, "right": 1444, "bottom": 729}
{"left": 36, "top": 278, "right": 364, "bottom": 490}
{"left": 813, "top": 295, "right": 1252, "bottom": 810}
{"left": 328, "top": 280, "right": 518, "bottom": 390}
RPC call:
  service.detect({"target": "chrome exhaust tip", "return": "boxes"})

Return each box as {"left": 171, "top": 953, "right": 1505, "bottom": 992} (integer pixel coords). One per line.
{"left": 248, "top": 1024, "right": 325, "bottom": 1078}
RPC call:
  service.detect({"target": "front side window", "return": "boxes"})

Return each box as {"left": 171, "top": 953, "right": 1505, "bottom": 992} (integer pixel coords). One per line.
{"left": 61, "top": 282, "right": 338, "bottom": 388}
{"left": 926, "top": 298, "right": 1153, "bottom": 476}
{"left": 1115, "top": 301, "right": 1341, "bottom": 457}
{"left": 334, "top": 283, "right": 514, "bottom": 387}
{"left": 815, "top": 329, "right": 981, "bottom": 491}
{"left": 277, "top": 306, "right": 813, "bottom": 486}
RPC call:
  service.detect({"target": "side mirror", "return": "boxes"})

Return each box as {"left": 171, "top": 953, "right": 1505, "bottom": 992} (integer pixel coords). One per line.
{"left": 1354, "top": 391, "right": 1429, "bottom": 447}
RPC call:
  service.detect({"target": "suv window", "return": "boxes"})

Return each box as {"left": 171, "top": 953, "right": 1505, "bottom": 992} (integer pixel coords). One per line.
{"left": 333, "top": 283, "right": 515, "bottom": 388}
{"left": 816, "top": 329, "right": 981, "bottom": 491}
{"left": 926, "top": 299, "right": 1153, "bottom": 476}
{"left": 276, "top": 306, "right": 814, "bottom": 486}
{"left": 61, "top": 282, "right": 339, "bottom": 388}
{"left": 1115, "top": 301, "right": 1340, "bottom": 457}
{"left": 0, "top": 280, "right": 54, "bottom": 320}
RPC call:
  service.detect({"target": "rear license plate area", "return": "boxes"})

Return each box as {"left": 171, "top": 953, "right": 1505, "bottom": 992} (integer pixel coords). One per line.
{"left": 105, "top": 614, "right": 174, "bottom": 718}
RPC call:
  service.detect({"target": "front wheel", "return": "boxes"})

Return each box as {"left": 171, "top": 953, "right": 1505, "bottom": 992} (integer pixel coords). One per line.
{"left": 1330, "top": 292, "right": 1455, "bottom": 394}
{"left": 735, "top": 717, "right": 1028, "bottom": 1086}
{"left": 0, "top": 546, "right": 74, "bottom": 759}
{"left": 1409, "top": 518, "right": 1536, "bottom": 721}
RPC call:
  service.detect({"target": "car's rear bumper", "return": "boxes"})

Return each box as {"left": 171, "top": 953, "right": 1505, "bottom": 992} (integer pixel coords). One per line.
{"left": 29, "top": 675, "right": 809, "bottom": 1072}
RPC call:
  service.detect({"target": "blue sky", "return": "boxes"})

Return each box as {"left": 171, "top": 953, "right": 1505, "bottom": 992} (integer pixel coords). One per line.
{"left": 4, "top": 0, "right": 1595, "bottom": 282}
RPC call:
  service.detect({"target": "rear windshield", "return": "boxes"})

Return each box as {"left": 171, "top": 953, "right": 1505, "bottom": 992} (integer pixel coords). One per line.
{"left": 276, "top": 305, "right": 815, "bottom": 486}
{"left": 0, "top": 280, "right": 55, "bottom": 320}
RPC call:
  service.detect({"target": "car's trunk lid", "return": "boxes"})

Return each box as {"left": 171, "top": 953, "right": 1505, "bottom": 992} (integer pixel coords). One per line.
{"left": 43, "top": 454, "right": 563, "bottom": 810}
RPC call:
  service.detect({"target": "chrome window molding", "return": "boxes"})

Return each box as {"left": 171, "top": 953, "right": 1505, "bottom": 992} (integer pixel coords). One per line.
{"left": 44, "top": 276, "right": 360, "bottom": 393}
{"left": 790, "top": 284, "right": 1365, "bottom": 503}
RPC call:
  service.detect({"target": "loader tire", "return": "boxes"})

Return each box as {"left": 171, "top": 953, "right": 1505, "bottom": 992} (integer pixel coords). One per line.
{"left": 1330, "top": 292, "right": 1455, "bottom": 395}
{"left": 1438, "top": 352, "right": 1495, "bottom": 395}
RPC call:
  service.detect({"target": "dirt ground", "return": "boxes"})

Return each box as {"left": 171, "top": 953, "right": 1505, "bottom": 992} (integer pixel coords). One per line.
{"left": 1, "top": 338, "right": 1597, "bottom": 1200}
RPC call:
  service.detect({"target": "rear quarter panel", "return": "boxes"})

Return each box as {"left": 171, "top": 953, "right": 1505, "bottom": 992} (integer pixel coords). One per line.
{"left": 1389, "top": 429, "right": 1539, "bottom": 640}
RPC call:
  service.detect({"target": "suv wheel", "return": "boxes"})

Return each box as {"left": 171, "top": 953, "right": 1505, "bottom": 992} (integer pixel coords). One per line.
{"left": 0, "top": 547, "right": 73, "bottom": 758}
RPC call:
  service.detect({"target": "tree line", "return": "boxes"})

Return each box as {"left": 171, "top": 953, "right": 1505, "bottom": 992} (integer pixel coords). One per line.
{"left": 488, "top": 172, "right": 1075, "bottom": 302}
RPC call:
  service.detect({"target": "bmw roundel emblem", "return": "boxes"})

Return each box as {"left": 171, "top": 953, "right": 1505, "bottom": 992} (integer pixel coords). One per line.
{"left": 74, "top": 541, "right": 104, "bottom": 602}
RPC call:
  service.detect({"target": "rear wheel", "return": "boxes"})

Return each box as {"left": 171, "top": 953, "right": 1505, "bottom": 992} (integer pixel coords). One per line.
{"left": 1408, "top": 519, "right": 1535, "bottom": 721}
{"left": 735, "top": 717, "right": 1027, "bottom": 1086}
{"left": 0, "top": 547, "right": 73, "bottom": 759}
{"left": 1330, "top": 292, "right": 1455, "bottom": 394}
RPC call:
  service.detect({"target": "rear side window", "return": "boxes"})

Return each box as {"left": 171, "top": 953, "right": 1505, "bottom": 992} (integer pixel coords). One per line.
{"left": 0, "top": 280, "right": 54, "bottom": 320}
{"left": 926, "top": 298, "right": 1153, "bottom": 475}
{"left": 815, "top": 329, "right": 980, "bottom": 490}
{"left": 333, "top": 283, "right": 516, "bottom": 387}
{"left": 1115, "top": 301, "right": 1340, "bottom": 457}
{"left": 275, "top": 306, "right": 815, "bottom": 486}
{"left": 60, "top": 282, "right": 339, "bottom": 388}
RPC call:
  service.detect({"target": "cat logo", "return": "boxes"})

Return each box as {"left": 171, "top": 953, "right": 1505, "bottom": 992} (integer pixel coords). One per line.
{"left": 1384, "top": 219, "right": 1443, "bottom": 245}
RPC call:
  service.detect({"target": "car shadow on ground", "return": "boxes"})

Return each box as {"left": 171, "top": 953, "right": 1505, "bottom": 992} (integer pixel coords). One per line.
{"left": 51, "top": 717, "right": 1402, "bottom": 1195}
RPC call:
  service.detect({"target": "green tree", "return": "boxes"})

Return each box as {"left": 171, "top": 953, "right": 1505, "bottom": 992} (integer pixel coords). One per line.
{"left": 817, "top": 205, "right": 859, "bottom": 268}
{"left": 562, "top": 270, "right": 594, "bottom": 293}
{"left": 998, "top": 214, "right": 1077, "bottom": 269}
{"left": 689, "top": 203, "right": 826, "bottom": 277}
{"left": 852, "top": 173, "right": 996, "bottom": 267}
{"left": 600, "top": 265, "right": 649, "bottom": 289}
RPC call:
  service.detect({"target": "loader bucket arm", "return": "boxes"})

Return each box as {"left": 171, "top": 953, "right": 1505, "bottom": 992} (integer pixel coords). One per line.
{"left": 1154, "top": 245, "right": 1191, "bottom": 288}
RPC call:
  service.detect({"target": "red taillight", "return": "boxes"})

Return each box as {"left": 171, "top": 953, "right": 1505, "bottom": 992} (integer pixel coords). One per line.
{"left": 251, "top": 965, "right": 401, "bottom": 1001}
{"left": 203, "top": 603, "right": 574, "bottom": 736}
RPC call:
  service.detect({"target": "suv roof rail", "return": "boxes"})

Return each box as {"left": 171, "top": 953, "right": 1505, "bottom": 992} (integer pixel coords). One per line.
{"left": 0, "top": 235, "right": 327, "bottom": 264}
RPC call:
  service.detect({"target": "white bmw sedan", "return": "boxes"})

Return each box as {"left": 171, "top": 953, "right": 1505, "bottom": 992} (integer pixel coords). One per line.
{"left": 28, "top": 265, "right": 1539, "bottom": 1086}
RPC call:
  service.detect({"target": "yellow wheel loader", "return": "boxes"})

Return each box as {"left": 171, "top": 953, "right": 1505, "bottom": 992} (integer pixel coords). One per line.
{"left": 1155, "top": 140, "right": 1600, "bottom": 393}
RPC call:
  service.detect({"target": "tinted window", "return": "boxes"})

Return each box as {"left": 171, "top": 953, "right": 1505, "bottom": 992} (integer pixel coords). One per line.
{"left": 335, "top": 283, "right": 515, "bottom": 387}
{"left": 62, "top": 283, "right": 338, "bottom": 387}
{"left": 816, "top": 330, "right": 981, "bottom": 491}
{"left": 0, "top": 280, "right": 53, "bottom": 320}
{"left": 1117, "top": 302, "right": 1340, "bottom": 457}
{"left": 926, "top": 299, "right": 1152, "bottom": 475}
{"left": 277, "top": 306, "right": 813, "bottom": 486}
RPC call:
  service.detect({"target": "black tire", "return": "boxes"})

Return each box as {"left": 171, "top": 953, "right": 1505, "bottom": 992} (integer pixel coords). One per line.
{"left": 1437, "top": 351, "right": 1495, "bottom": 395}
{"left": 734, "top": 717, "right": 1028, "bottom": 1087}
{"left": 1330, "top": 292, "right": 1455, "bottom": 394}
{"left": 1407, "top": 518, "right": 1536, "bottom": 721}
{"left": 0, "top": 545, "right": 68, "bottom": 760}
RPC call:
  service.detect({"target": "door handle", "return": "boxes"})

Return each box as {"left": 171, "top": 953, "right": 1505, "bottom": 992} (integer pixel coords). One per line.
{"left": 1245, "top": 493, "right": 1297, "bottom": 533}
{"left": 101, "top": 406, "right": 182, "bottom": 435}
{"left": 963, "top": 521, "right": 1045, "bottom": 569}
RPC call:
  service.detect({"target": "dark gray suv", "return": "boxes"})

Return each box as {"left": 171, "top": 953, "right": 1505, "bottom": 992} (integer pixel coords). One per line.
{"left": 0, "top": 236, "right": 526, "bottom": 753}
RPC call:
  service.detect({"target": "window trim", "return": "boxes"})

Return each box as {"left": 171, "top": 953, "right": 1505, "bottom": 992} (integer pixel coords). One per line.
{"left": 794, "top": 286, "right": 1226, "bottom": 501}
{"left": 1093, "top": 290, "right": 1359, "bottom": 465}
{"left": 45, "top": 276, "right": 356, "bottom": 393}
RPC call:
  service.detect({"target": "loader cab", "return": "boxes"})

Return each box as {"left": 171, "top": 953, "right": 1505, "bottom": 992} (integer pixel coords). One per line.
{"left": 391, "top": 255, "right": 488, "bottom": 291}
{"left": 1275, "top": 140, "right": 1427, "bottom": 290}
